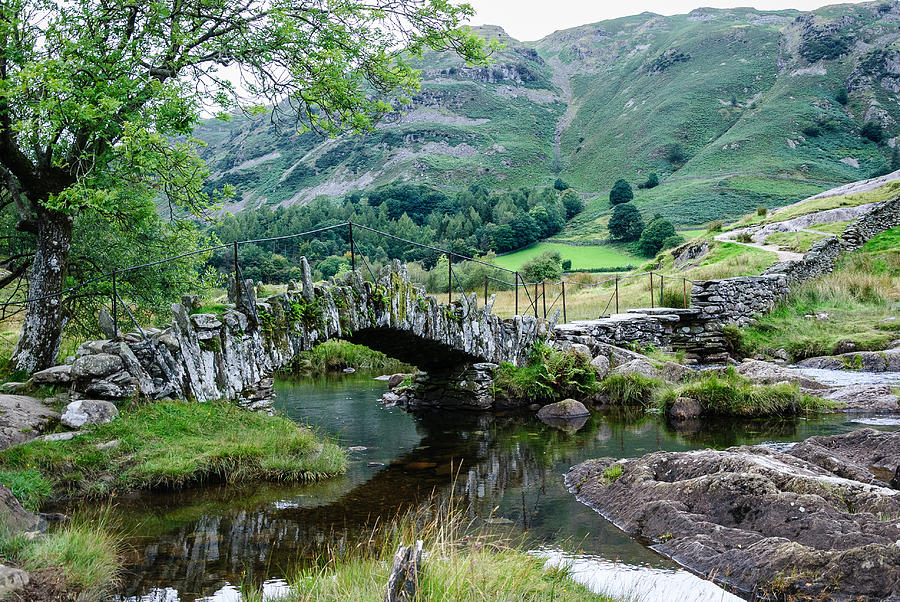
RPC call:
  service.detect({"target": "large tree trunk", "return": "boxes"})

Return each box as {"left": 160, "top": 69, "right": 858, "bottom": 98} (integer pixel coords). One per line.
{"left": 11, "top": 207, "right": 73, "bottom": 373}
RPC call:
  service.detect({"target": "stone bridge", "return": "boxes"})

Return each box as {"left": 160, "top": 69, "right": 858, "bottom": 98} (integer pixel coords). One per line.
{"left": 33, "top": 259, "right": 552, "bottom": 409}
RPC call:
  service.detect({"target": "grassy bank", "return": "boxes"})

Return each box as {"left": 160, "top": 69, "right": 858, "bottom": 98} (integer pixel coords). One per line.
{"left": 0, "top": 401, "right": 346, "bottom": 503}
{"left": 493, "top": 241, "right": 638, "bottom": 272}
{"left": 739, "top": 227, "right": 900, "bottom": 360}
{"left": 244, "top": 504, "right": 614, "bottom": 602}
{"left": 282, "top": 339, "right": 412, "bottom": 377}
{"left": 0, "top": 519, "right": 120, "bottom": 601}
{"left": 599, "top": 369, "right": 834, "bottom": 417}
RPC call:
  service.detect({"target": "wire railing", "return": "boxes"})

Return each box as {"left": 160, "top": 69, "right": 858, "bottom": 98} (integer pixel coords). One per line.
{"left": 0, "top": 221, "right": 695, "bottom": 344}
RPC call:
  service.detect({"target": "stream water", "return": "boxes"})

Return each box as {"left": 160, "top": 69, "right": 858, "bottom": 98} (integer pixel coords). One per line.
{"left": 66, "top": 373, "right": 899, "bottom": 602}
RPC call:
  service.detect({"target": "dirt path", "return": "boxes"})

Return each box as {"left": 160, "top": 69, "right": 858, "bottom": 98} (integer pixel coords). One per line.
{"left": 714, "top": 230, "right": 802, "bottom": 262}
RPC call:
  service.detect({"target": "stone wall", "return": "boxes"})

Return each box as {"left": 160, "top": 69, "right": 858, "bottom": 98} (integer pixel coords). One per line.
{"left": 693, "top": 195, "right": 899, "bottom": 325}
{"left": 34, "top": 260, "right": 552, "bottom": 406}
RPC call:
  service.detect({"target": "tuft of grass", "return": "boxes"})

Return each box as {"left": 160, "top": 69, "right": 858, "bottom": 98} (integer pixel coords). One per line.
{"left": 0, "top": 468, "right": 53, "bottom": 510}
{"left": 602, "top": 464, "right": 623, "bottom": 483}
{"left": 493, "top": 342, "right": 598, "bottom": 403}
{"left": 0, "top": 517, "right": 121, "bottom": 600}
{"left": 245, "top": 500, "right": 612, "bottom": 602}
{"left": 282, "top": 339, "right": 412, "bottom": 377}
{"left": 0, "top": 400, "right": 347, "bottom": 501}
{"left": 657, "top": 368, "right": 836, "bottom": 417}
{"left": 599, "top": 373, "right": 660, "bottom": 407}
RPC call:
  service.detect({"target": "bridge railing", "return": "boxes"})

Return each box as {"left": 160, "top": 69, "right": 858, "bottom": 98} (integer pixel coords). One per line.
{"left": 0, "top": 221, "right": 695, "bottom": 349}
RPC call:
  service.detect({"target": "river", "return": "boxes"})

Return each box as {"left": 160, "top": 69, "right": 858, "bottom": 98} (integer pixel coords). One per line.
{"left": 76, "top": 373, "right": 898, "bottom": 602}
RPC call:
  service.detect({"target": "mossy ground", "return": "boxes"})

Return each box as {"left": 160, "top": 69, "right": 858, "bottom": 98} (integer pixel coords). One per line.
{"left": 0, "top": 400, "right": 347, "bottom": 504}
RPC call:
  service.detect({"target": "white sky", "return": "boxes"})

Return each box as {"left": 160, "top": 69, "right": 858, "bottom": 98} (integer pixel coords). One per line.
{"left": 466, "top": 1, "right": 871, "bottom": 41}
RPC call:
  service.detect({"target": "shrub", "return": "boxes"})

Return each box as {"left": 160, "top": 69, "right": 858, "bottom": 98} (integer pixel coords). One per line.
{"left": 802, "top": 125, "right": 821, "bottom": 138}
{"left": 560, "top": 189, "right": 584, "bottom": 219}
{"left": 638, "top": 218, "right": 677, "bottom": 257}
{"left": 521, "top": 250, "right": 562, "bottom": 283}
{"left": 553, "top": 177, "right": 570, "bottom": 191}
{"left": 609, "top": 179, "right": 634, "bottom": 204}
{"left": 638, "top": 173, "right": 659, "bottom": 189}
{"left": 608, "top": 203, "right": 645, "bottom": 241}
{"left": 836, "top": 88, "right": 848, "bottom": 105}
{"left": 666, "top": 144, "right": 686, "bottom": 165}
{"left": 861, "top": 121, "right": 884, "bottom": 143}
{"left": 561, "top": 259, "right": 572, "bottom": 271}
{"left": 493, "top": 342, "right": 598, "bottom": 403}
{"left": 706, "top": 220, "right": 723, "bottom": 233}
{"left": 757, "top": 206, "right": 768, "bottom": 217}
{"left": 661, "top": 234, "right": 684, "bottom": 250}
{"left": 600, "top": 373, "right": 659, "bottom": 407}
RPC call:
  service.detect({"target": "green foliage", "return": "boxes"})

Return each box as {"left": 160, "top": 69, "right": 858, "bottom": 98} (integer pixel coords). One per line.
{"left": 0, "top": 401, "right": 347, "bottom": 498}
{"left": 638, "top": 173, "right": 659, "bottom": 189}
{"left": 609, "top": 179, "right": 634, "bottom": 204}
{"left": 0, "top": 468, "right": 53, "bottom": 510}
{"left": 799, "top": 31, "right": 850, "bottom": 62}
{"left": 658, "top": 368, "right": 834, "bottom": 417}
{"left": 637, "top": 218, "right": 677, "bottom": 257}
{"left": 836, "top": 87, "right": 849, "bottom": 105}
{"left": 553, "top": 178, "right": 570, "bottom": 191}
{"left": 0, "top": 519, "right": 121, "bottom": 599}
{"left": 521, "top": 250, "right": 562, "bottom": 283}
{"left": 608, "top": 203, "right": 645, "bottom": 241}
{"left": 757, "top": 206, "right": 768, "bottom": 217}
{"left": 602, "top": 464, "right": 623, "bottom": 483}
{"left": 561, "top": 259, "right": 572, "bottom": 271}
{"left": 600, "top": 373, "right": 660, "bottom": 407}
{"left": 283, "top": 340, "right": 411, "bottom": 377}
{"left": 666, "top": 144, "right": 687, "bottom": 165}
{"left": 861, "top": 121, "right": 885, "bottom": 143}
{"left": 560, "top": 189, "right": 584, "bottom": 218}
{"left": 493, "top": 342, "right": 598, "bottom": 403}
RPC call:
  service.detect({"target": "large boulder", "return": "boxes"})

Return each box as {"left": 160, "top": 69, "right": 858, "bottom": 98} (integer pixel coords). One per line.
{"left": 0, "top": 395, "right": 59, "bottom": 450}
{"left": 537, "top": 398, "right": 590, "bottom": 420}
{"left": 667, "top": 397, "right": 701, "bottom": 421}
{"left": 798, "top": 350, "right": 900, "bottom": 372}
{"left": 70, "top": 353, "right": 123, "bottom": 380}
{"left": 589, "top": 355, "right": 610, "bottom": 379}
{"left": 566, "top": 429, "right": 900, "bottom": 600}
{"left": 60, "top": 400, "right": 119, "bottom": 429}
{"left": 31, "top": 364, "right": 71, "bottom": 385}
{"left": 735, "top": 359, "right": 827, "bottom": 390}
{"left": 611, "top": 359, "right": 659, "bottom": 379}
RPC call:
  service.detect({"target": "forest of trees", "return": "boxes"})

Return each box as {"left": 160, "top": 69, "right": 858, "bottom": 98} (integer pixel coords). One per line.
{"left": 209, "top": 183, "right": 583, "bottom": 283}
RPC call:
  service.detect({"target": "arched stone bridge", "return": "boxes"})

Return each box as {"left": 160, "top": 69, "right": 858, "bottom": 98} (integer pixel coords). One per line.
{"left": 40, "top": 259, "right": 553, "bottom": 409}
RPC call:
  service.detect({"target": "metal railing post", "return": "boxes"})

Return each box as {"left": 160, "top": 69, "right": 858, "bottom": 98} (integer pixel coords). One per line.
{"left": 233, "top": 240, "right": 240, "bottom": 298}
{"left": 542, "top": 281, "right": 547, "bottom": 319}
{"left": 447, "top": 252, "right": 452, "bottom": 305}
{"left": 349, "top": 222, "right": 356, "bottom": 272}
{"left": 111, "top": 270, "right": 118, "bottom": 339}
{"left": 515, "top": 272, "right": 519, "bottom": 315}
{"left": 650, "top": 273, "right": 655, "bottom": 309}
{"left": 561, "top": 281, "right": 566, "bottom": 323}
{"left": 660, "top": 274, "right": 664, "bottom": 307}
{"left": 533, "top": 282, "right": 538, "bottom": 318}
{"left": 615, "top": 277, "right": 619, "bottom": 313}
{"left": 683, "top": 278, "right": 688, "bottom": 309}
{"left": 484, "top": 276, "right": 488, "bottom": 307}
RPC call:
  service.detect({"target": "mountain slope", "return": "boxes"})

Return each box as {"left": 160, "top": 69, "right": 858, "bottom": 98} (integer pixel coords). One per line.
{"left": 195, "top": 2, "right": 900, "bottom": 227}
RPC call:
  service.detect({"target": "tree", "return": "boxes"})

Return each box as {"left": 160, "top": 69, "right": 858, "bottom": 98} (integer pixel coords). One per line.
{"left": 0, "top": 0, "right": 489, "bottom": 372}
{"left": 608, "top": 204, "right": 644, "bottom": 241}
{"left": 666, "top": 144, "right": 687, "bottom": 165}
{"left": 561, "top": 259, "right": 572, "bottom": 271}
{"left": 609, "top": 179, "right": 634, "bottom": 205}
{"left": 836, "top": 88, "right": 849, "bottom": 105}
{"left": 521, "top": 250, "right": 561, "bottom": 283}
{"left": 638, "top": 173, "right": 659, "bottom": 189}
{"left": 553, "top": 178, "right": 570, "bottom": 191}
{"left": 861, "top": 122, "right": 884, "bottom": 143}
{"left": 560, "top": 189, "right": 584, "bottom": 219}
{"left": 638, "top": 218, "right": 677, "bottom": 257}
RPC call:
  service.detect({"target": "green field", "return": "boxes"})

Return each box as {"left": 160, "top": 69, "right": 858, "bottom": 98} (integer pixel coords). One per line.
{"left": 493, "top": 242, "right": 639, "bottom": 271}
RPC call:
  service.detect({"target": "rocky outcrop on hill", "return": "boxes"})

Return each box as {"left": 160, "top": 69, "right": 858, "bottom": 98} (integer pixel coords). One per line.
{"left": 566, "top": 429, "right": 900, "bottom": 600}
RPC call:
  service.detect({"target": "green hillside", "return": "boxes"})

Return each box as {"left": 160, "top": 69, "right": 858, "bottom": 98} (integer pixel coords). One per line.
{"left": 195, "top": 2, "right": 900, "bottom": 228}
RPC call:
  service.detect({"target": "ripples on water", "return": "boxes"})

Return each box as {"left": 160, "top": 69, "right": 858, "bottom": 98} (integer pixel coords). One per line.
{"left": 91, "top": 373, "right": 899, "bottom": 601}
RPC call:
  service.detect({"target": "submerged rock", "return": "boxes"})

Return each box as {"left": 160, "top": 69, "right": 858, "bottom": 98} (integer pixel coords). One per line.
{"left": 667, "top": 397, "right": 701, "bottom": 421}
{"left": 60, "top": 400, "right": 119, "bottom": 429}
{"left": 566, "top": 429, "right": 900, "bottom": 600}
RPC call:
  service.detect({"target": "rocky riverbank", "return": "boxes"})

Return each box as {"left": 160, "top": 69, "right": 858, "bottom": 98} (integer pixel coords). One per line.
{"left": 566, "top": 428, "right": 900, "bottom": 600}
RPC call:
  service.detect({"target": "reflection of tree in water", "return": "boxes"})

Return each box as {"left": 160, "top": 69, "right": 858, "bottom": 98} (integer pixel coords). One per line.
{"left": 114, "top": 410, "right": 615, "bottom": 600}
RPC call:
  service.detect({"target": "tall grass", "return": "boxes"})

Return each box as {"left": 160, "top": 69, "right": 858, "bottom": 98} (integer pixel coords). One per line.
{"left": 243, "top": 500, "right": 612, "bottom": 602}
{"left": 658, "top": 368, "right": 835, "bottom": 417}
{"left": 599, "top": 373, "right": 660, "bottom": 407}
{"left": 0, "top": 515, "right": 121, "bottom": 601}
{"left": 493, "top": 342, "right": 598, "bottom": 403}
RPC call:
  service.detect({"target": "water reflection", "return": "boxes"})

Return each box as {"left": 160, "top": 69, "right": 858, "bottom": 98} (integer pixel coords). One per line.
{"left": 82, "top": 374, "right": 898, "bottom": 601}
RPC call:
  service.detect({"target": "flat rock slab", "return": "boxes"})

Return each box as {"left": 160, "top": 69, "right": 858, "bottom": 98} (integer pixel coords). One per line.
{"left": 798, "top": 350, "right": 900, "bottom": 372}
{"left": 821, "top": 384, "right": 900, "bottom": 412}
{"left": 566, "top": 428, "right": 900, "bottom": 600}
{"left": 60, "top": 400, "right": 118, "bottom": 429}
{"left": 0, "top": 395, "right": 59, "bottom": 450}
{"left": 735, "top": 359, "right": 829, "bottom": 390}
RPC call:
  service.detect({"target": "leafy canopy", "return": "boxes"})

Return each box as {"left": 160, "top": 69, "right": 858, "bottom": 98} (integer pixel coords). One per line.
{"left": 609, "top": 179, "right": 633, "bottom": 205}
{"left": 607, "top": 203, "right": 644, "bottom": 241}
